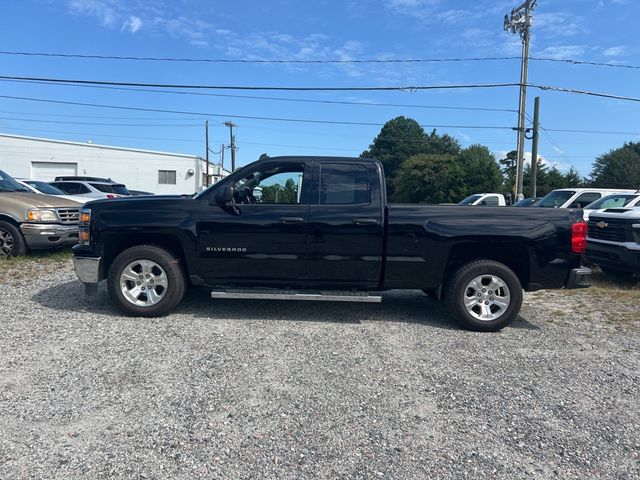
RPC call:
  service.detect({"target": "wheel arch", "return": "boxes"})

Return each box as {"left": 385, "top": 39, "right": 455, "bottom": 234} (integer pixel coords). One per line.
{"left": 101, "top": 233, "right": 189, "bottom": 281}
{"left": 445, "top": 242, "right": 530, "bottom": 289}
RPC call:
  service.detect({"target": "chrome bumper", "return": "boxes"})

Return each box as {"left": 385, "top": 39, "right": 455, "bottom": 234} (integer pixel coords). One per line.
{"left": 20, "top": 223, "right": 79, "bottom": 249}
{"left": 73, "top": 256, "right": 102, "bottom": 284}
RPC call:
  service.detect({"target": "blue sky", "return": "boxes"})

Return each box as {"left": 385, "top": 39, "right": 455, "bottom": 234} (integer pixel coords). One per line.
{"left": 1, "top": 0, "right": 639, "bottom": 177}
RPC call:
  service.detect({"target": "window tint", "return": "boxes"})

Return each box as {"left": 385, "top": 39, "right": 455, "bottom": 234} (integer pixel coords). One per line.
{"left": 233, "top": 164, "right": 304, "bottom": 204}
{"left": 52, "top": 182, "right": 81, "bottom": 194}
{"left": 586, "top": 194, "right": 637, "bottom": 210}
{"left": 320, "top": 163, "right": 370, "bottom": 205}
{"left": 26, "top": 181, "right": 65, "bottom": 195}
{"left": 158, "top": 170, "right": 177, "bottom": 185}
{"left": 484, "top": 196, "right": 499, "bottom": 206}
{"left": 538, "top": 190, "right": 576, "bottom": 208}
{"left": 572, "top": 192, "right": 601, "bottom": 208}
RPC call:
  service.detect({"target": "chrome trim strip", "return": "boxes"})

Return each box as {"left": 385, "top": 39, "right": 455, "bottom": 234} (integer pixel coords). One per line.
{"left": 211, "top": 290, "right": 382, "bottom": 303}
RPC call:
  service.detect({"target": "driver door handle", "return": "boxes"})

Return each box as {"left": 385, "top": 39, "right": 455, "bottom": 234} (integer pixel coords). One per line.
{"left": 279, "top": 217, "right": 305, "bottom": 224}
{"left": 352, "top": 217, "right": 379, "bottom": 225}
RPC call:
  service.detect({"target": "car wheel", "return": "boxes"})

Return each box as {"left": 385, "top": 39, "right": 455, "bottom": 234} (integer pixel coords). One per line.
{"left": 107, "top": 245, "right": 186, "bottom": 317}
{"left": 444, "top": 260, "right": 523, "bottom": 332}
{"left": 0, "top": 221, "right": 27, "bottom": 257}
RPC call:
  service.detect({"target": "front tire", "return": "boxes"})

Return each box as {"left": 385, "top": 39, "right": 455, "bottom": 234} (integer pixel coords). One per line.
{"left": 0, "top": 221, "right": 27, "bottom": 257}
{"left": 444, "top": 260, "right": 523, "bottom": 332}
{"left": 107, "top": 245, "right": 186, "bottom": 317}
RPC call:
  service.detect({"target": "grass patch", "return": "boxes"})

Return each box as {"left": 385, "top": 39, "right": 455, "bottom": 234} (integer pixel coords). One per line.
{"left": 0, "top": 248, "right": 73, "bottom": 283}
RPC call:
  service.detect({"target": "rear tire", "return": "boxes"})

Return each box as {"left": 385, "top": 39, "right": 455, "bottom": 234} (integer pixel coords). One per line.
{"left": 107, "top": 245, "right": 186, "bottom": 317}
{"left": 0, "top": 221, "right": 27, "bottom": 257}
{"left": 445, "top": 260, "right": 523, "bottom": 332}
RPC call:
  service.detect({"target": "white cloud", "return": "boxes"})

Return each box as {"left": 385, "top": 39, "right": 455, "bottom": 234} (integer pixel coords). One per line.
{"left": 536, "top": 45, "right": 586, "bottom": 60}
{"left": 122, "top": 15, "right": 142, "bottom": 33}
{"left": 68, "top": 0, "right": 117, "bottom": 27}
{"left": 602, "top": 45, "right": 626, "bottom": 57}
{"left": 534, "top": 12, "right": 586, "bottom": 38}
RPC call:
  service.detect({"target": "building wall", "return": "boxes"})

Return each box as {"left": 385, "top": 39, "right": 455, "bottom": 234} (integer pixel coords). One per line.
{"left": 0, "top": 134, "right": 206, "bottom": 194}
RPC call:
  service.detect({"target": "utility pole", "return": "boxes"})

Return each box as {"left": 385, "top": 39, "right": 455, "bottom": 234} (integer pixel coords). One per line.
{"left": 224, "top": 121, "right": 237, "bottom": 171}
{"left": 530, "top": 96, "right": 540, "bottom": 198}
{"left": 220, "top": 143, "right": 225, "bottom": 171}
{"left": 504, "top": 0, "right": 537, "bottom": 200}
{"left": 205, "top": 120, "right": 210, "bottom": 187}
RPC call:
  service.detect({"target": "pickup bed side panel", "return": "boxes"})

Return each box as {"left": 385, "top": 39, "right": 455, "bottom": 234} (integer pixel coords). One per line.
{"left": 384, "top": 205, "right": 583, "bottom": 291}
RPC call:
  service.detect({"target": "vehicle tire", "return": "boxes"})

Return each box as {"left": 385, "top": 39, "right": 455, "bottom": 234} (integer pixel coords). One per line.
{"left": 0, "top": 221, "right": 27, "bottom": 257}
{"left": 599, "top": 266, "right": 633, "bottom": 278}
{"left": 444, "top": 260, "right": 523, "bottom": 332}
{"left": 107, "top": 245, "right": 186, "bottom": 317}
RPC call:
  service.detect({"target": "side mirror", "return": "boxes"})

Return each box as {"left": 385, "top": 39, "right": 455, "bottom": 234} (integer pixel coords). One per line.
{"left": 212, "top": 184, "right": 233, "bottom": 205}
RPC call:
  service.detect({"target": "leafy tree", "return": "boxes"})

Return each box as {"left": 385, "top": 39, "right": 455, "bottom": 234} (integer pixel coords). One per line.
{"left": 590, "top": 141, "right": 640, "bottom": 188}
{"left": 563, "top": 167, "right": 585, "bottom": 188}
{"left": 261, "top": 178, "right": 298, "bottom": 203}
{"left": 361, "top": 116, "right": 428, "bottom": 184}
{"left": 545, "top": 166, "right": 566, "bottom": 191}
{"left": 457, "top": 144, "right": 502, "bottom": 194}
{"left": 499, "top": 150, "right": 517, "bottom": 193}
{"left": 424, "top": 129, "right": 461, "bottom": 156}
{"left": 392, "top": 154, "right": 466, "bottom": 204}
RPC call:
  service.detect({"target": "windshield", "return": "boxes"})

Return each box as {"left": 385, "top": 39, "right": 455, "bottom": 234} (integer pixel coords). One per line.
{"left": 25, "top": 180, "right": 66, "bottom": 195}
{"left": 0, "top": 170, "right": 30, "bottom": 192}
{"left": 458, "top": 194, "right": 482, "bottom": 205}
{"left": 90, "top": 183, "right": 131, "bottom": 195}
{"left": 536, "top": 190, "right": 576, "bottom": 208}
{"left": 584, "top": 194, "right": 638, "bottom": 210}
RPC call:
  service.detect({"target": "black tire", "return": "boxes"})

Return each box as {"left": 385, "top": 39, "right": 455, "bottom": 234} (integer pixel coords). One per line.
{"left": 444, "top": 260, "right": 523, "bottom": 332}
{"left": 107, "top": 245, "right": 186, "bottom": 317}
{"left": 0, "top": 220, "right": 27, "bottom": 257}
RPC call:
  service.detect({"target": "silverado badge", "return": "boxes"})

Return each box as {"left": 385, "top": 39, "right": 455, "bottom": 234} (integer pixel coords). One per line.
{"left": 596, "top": 221, "right": 608, "bottom": 228}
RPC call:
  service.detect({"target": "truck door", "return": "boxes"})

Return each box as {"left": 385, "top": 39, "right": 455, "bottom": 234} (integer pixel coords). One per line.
{"left": 306, "top": 161, "right": 384, "bottom": 285}
{"left": 196, "top": 161, "right": 312, "bottom": 283}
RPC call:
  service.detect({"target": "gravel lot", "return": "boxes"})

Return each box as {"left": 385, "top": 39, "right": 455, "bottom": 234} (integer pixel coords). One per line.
{"left": 0, "top": 257, "right": 638, "bottom": 479}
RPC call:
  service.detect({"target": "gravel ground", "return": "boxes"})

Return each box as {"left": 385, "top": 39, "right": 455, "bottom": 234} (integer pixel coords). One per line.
{"left": 0, "top": 260, "right": 638, "bottom": 479}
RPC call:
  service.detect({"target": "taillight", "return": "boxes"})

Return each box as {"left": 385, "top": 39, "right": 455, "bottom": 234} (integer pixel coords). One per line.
{"left": 571, "top": 221, "right": 587, "bottom": 254}
{"left": 106, "top": 194, "right": 117, "bottom": 199}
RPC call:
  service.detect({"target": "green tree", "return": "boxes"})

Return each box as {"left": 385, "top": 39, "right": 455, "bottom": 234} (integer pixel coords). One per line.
{"left": 590, "top": 141, "right": 640, "bottom": 188}
{"left": 499, "top": 150, "right": 517, "bottom": 193}
{"left": 424, "top": 129, "right": 461, "bottom": 156}
{"left": 563, "top": 167, "right": 584, "bottom": 188}
{"left": 392, "top": 154, "right": 466, "bottom": 204}
{"left": 458, "top": 144, "right": 502, "bottom": 194}
{"left": 361, "top": 116, "right": 428, "bottom": 185}
{"left": 545, "top": 166, "right": 566, "bottom": 191}
{"left": 261, "top": 178, "right": 298, "bottom": 203}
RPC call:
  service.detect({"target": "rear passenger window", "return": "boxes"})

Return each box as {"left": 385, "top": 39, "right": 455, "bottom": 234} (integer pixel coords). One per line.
{"left": 572, "top": 192, "right": 601, "bottom": 208}
{"left": 484, "top": 196, "right": 499, "bottom": 206}
{"left": 320, "top": 164, "right": 370, "bottom": 205}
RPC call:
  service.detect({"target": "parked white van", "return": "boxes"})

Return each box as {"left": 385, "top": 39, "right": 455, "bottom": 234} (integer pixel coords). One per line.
{"left": 535, "top": 188, "right": 637, "bottom": 209}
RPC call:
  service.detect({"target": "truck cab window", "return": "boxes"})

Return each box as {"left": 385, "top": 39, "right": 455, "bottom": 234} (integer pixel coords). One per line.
{"left": 320, "top": 163, "right": 370, "bottom": 205}
{"left": 233, "top": 164, "right": 304, "bottom": 204}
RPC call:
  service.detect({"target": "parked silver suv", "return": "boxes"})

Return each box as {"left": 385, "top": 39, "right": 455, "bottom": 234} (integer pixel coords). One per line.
{"left": 0, "top": 170, "right": 81, "bottom": 256}
{"left": 50, "top": 176, "right": 131, "bottom": 200}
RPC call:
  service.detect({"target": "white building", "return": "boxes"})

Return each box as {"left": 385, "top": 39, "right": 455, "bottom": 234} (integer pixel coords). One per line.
{"left": 0, "top": 133, "right": 228, "bottom": 194}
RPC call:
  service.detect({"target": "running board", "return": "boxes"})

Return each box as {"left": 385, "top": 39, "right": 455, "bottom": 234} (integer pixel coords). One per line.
{"left": 210, "top": 289, "right": 382, "bottom": 303}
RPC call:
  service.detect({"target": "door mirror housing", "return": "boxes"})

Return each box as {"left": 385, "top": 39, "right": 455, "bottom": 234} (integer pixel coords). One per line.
{"left": 212, "top": 183, "right": 233, "bottom": 205}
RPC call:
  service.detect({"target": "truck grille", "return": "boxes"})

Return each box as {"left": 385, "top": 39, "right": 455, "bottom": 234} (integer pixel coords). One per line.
{"left": 56, "top": 208, "right": 80, "bottom": 225}
{"left": 588, "top": 218, "right": 629, "bottom": 242}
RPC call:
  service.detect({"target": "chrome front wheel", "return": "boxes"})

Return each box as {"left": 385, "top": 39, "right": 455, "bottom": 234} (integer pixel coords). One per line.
{"left": 120, "top": 259, "right": 169, "bottom": 307}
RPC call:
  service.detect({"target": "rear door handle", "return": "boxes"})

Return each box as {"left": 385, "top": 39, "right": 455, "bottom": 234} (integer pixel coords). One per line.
{"left": 352, "top": 217, "right": 379, "bottom": 225}
{"left": 279, "top": 217, "right": 305, "bottom": 224}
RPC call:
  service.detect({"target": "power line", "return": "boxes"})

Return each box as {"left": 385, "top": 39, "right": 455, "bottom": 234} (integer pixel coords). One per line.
{"left": 0, "top": 94, "right": 515, "bottom": 129}
{"left": 3, "top": 75, "right": 639, "bottom": 103}
{"left": 0, "top": 75, "right": 519, "bottom": 92}
{"left": 0, "top": 78, "right": 517, "bottom": 113}
{"left": 0, "top": 51, "right": 522, "bottom": 64}
{"left": 0, "top": 117, "right": 201, "bottom": 127}
{"left": 2, "top": 50, "right": 638, "bottom": 69}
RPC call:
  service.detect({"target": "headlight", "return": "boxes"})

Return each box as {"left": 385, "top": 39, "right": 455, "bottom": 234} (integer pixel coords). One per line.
{"left": 26, "top": 209, "right": 59, "bottom": 222}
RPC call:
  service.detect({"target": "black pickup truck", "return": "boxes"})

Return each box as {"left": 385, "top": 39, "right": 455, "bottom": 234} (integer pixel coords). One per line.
{"left": 73, "top": 155, "right": 590, "bottom": 331}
